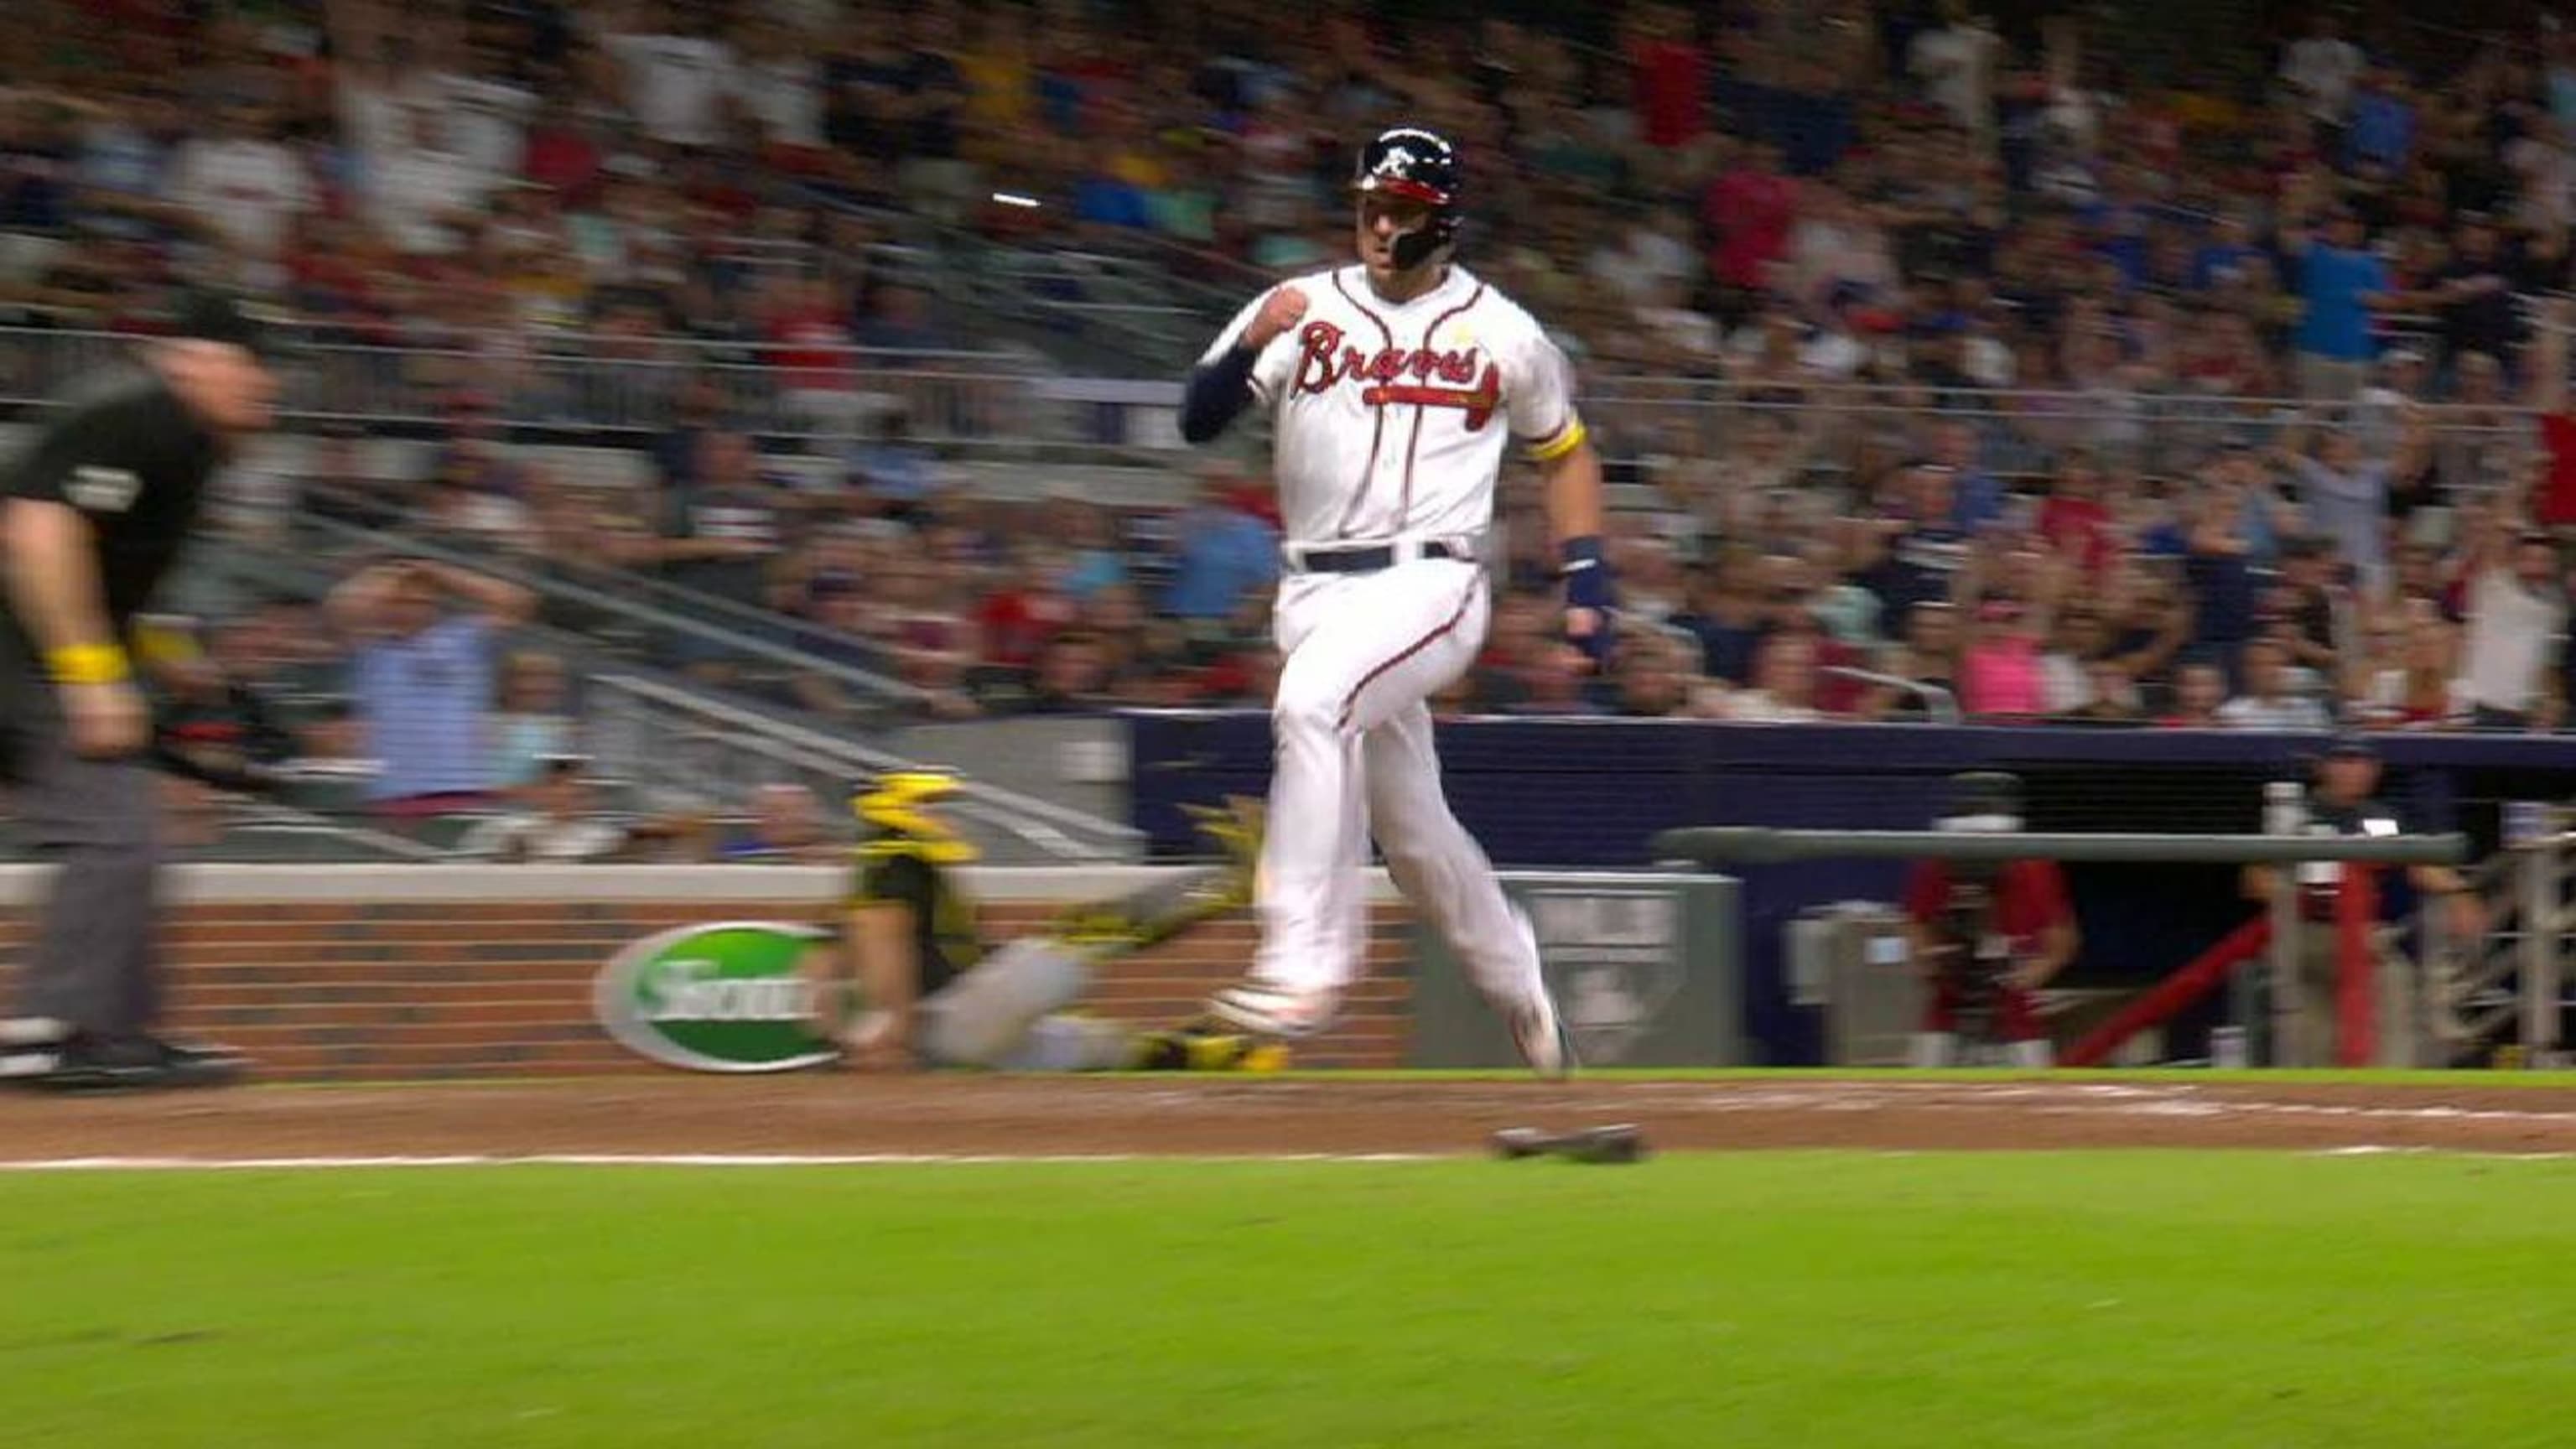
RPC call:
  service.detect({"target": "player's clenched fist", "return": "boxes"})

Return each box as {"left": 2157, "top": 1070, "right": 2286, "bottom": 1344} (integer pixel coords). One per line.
{"left": 1244, "top": 285, "right": 1309, "bottom": 350}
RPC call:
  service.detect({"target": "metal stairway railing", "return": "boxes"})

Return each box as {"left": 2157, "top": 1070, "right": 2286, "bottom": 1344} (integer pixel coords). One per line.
{"left": 173, "top": 527, "right": 1143, "bottom": 864}
{"left": 586, "top": 674, "right": 1142, "bottom": 863}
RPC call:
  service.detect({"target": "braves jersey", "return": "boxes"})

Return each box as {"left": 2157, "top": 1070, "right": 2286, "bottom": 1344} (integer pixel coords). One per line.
{"left": 1202, "top": 265, "right": 1586, "bottom": 546}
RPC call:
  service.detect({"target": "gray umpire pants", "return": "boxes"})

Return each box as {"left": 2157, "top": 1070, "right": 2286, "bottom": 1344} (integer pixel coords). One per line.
{"left": 0, "top": 624, "right": 164, "bottom": 1040}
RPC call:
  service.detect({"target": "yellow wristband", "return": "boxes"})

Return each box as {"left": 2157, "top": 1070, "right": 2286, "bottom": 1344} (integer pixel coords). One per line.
{"left": 45, "top": 643, "right": 132, "bottom": 686}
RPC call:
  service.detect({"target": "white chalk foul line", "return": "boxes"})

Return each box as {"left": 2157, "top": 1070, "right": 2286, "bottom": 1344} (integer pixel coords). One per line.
{"left": 1621, "top": 1084, "right": 2576, "bottom": 1129}
{"left": 2314, "top": 1145, "right": 2576, "bottom": 1161}
{"left": 0, "top": 1152, "right": 1449, "bottom": 1171}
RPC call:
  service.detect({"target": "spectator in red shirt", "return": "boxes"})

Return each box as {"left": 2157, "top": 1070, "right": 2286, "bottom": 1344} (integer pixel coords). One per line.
{"left": 2526, "top": 299, "right": 2576, "bottom": 526}
{"left": 1903, "top": 774, "right": 2078, "bottom": 1068}
{"left": 1625, "top": 3, "right": 1706, "bottom": 153}
{"left": 976, "top": 551, "right": 1074, "bottom": 678}
{"left": 2034, "top": 450, "right": 2114, "bottom": 572}
{"left": 1705, "top": 138, "right": 1796, "bottom": 300}
{"left": 761, "top": 273, "right": 867, "bottom": 438}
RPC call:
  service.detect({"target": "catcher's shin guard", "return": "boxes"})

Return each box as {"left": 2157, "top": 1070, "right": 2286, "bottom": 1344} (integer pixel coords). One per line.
{"left": 916, "top": 938, "right": 1097, "bottom": 1067}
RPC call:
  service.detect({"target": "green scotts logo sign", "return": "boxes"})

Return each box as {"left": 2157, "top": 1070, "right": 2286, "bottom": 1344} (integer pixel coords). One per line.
{"left": 595, "top": 922, "right": 838, "bottom": 1073}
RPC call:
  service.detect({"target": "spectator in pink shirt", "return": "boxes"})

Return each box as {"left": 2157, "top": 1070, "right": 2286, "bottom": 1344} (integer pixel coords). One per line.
{"left": 1961, "top": 596, "right": 2048, "bottom": 719}
{"left": 1955, "top": 543, "right": 2072, "bottom": 720}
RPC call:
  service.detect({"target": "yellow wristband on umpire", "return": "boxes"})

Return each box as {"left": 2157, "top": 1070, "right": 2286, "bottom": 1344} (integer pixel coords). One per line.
{"left": 46, "top": 642, "right": 132, "bottom": 685}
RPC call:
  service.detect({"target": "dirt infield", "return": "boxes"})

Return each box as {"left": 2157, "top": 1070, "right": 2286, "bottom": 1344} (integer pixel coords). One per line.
{"left": 8, "top": 1076, "right": 2576, "bottom": 1161}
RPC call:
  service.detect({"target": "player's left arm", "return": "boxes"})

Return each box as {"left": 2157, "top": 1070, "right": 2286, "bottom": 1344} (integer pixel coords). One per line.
{"left": 1538, "top": 433, "right": 1609, "bottom": 646}
{"left": 1510, "top": 327, "right": 1613, "bottom": 657}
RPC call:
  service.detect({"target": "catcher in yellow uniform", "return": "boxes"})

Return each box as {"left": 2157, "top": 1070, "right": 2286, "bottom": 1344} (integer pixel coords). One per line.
{"left": 813, "top": 772, "right": 1282, "bottom": 1072}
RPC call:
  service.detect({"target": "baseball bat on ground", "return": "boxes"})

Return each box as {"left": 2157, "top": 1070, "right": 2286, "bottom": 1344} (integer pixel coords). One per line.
{"left": 1490, "top": 1124, "right": 1649, "bottom": 1164}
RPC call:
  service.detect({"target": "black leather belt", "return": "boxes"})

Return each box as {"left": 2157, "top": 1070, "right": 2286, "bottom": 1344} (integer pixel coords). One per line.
{"left": 1290, "top": 540, "right": 1466, "bottom": 574}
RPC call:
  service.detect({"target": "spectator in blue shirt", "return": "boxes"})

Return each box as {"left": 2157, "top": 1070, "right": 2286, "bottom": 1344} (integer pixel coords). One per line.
{"left": 1072, "top": 169, "right": 1151, "bottom": 229}
{"left": 1048, "top": 496, "right": 1130, "bottom": 600}
{"left": 1162, "top": 466, "right": 1280, "bottom": 621}
{"left": 1929, "top": 420, "right": 2007, "bottom": 534}
{"left": 2345, "top": 68, "right": 2417, "bottom": 172}
{"left": 2284, "top": 205, "right": 2392, "bottom": 400}
{"left": 2190, "top": 212, "right": 2276, "bottom": 293}
{"left": 849, "top": 408, "right": 938, "bottom": 521}
{"left": 327, "top": 559, "right": 538, "bottom": 823}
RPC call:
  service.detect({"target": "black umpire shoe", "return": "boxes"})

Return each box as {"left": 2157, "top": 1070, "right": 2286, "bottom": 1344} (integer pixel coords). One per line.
{"left": 3, "top": 1032, "right": 250, "bottom": 1093}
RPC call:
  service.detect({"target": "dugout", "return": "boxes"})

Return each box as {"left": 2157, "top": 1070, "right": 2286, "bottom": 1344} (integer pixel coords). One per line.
{"left": 1124, "top": 715, "right": 2576, "bottom": 1063}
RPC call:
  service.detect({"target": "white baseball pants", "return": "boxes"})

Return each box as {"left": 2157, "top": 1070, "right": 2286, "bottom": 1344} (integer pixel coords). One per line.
{"left": 1250, "top": 556, "right": 1546, "bottom": 1015}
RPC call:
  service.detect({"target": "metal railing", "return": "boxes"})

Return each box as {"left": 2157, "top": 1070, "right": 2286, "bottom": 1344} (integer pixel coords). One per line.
{"left": 1576, "top": 377, "right": 2542, "bottom": 483}
{"left": 0, "top": 787, "right": 449, "bottom": 864}
{"left": 2428, "top": 813, "right": 2576, "bottom": 1068}
{"left": 586, "top": 673, "right": 1144, "bottom": 863}
{"left": 1823, "top": 666, "right": 1961, "bottom": 726}
{"left": 0, "top": 326, "right": 1057, "bottom": 444}
{"left": 280, "top": 513, "right": 923, "bottom": 709}
{"left": 4, "top": 319, "right": 2545, "bottom": 480}
{"left": 147, "top": 528, "right": 1147, "bottom": 863}
{"left": 948, "top": 249, "right": 1208, "bottom": 371}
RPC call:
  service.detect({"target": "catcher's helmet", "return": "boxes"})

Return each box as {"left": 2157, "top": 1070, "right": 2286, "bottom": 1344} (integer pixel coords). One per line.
{"left": 1353, "top": 127, "right": 1462, "bottom": 271}
{"left": 852, "top": 770, "right": 979, "bottom": 864}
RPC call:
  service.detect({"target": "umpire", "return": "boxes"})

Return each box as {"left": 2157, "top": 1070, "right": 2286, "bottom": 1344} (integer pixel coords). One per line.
{"left": 0, "top": 290, "right": 281, "bottom": 1090}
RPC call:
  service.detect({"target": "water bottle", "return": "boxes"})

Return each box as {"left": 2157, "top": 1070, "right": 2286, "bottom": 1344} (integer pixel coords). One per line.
{"left": 2264, "top": 780, "right": 2306, "bottom": 837}
{"left": 2210, "top": 1026, "right": 2249, "bottom": 1070}
{"left": 2505, "top": 800, "right": 2545, "bottom": 850}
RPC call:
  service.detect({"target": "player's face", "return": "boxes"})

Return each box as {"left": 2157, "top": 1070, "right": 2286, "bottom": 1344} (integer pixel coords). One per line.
{"left": 2319, "top": 755, "right": 2378, "bottom": 802}
{"left": 1354, "top": 192, "right": 1433, "bottom": 278}
{"left": 388, "top": 576, "right": 441, "bottom": 636}
{"left": 162, "top": 340, "right": 282, "bottom": 435}
{"left": 2516, "top": 540, "right": 2560, "bottom": 588}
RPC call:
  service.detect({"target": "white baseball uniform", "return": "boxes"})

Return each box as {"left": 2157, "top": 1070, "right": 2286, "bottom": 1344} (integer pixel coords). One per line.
{"left": 1199, "top": 262, "right": 1588, "bottom": 1013}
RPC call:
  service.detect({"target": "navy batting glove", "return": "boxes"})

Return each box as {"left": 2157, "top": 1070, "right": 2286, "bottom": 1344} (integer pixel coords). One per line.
{"left": 1561, "top": 535, "right": 1616, "bottom": 666}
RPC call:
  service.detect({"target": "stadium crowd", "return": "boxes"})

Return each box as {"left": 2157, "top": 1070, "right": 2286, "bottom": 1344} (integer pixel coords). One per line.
{"left": 10, "top": 0, "right": 2576, "bottom": 833}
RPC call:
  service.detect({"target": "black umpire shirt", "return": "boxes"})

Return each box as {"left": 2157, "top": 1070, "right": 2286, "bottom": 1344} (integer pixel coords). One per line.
{"left": 2, "top": 366, "right": 221, "bottom": 636}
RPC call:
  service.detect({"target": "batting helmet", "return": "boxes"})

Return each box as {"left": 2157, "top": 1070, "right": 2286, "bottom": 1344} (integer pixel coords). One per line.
{"left": 1353, "top": 126, "right": 1462, "bottom": 272}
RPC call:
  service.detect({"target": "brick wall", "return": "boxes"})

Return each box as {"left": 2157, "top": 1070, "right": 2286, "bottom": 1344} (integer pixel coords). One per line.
{"left": 0, "top": 897, "right": 1415, "bottom": 1080}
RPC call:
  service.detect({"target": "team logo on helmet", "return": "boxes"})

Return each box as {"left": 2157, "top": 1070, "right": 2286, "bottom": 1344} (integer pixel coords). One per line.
{"left": 1353, "top": 126, "right": 1462, "bottom": 267}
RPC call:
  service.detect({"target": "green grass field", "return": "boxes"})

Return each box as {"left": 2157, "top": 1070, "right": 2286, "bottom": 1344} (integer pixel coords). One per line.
{"left": 8, "top": 1151, "right": 2575, "bottom": 1448}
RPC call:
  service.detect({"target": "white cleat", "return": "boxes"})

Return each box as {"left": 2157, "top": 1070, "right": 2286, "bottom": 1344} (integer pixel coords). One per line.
{"left": 1498, "top": 906, "right": 1571, "bottom": 1079}
{"left": 1508, "top": 987, "right": 1575, "bottom": 1081}
{"left": 1205, "top": 982, "right": 1335, "bottom": 1039}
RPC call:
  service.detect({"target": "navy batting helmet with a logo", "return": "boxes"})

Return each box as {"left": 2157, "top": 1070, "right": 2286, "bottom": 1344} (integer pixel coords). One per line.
{"left": 1353, "top": 127, "right": 1462, "bottom": 271}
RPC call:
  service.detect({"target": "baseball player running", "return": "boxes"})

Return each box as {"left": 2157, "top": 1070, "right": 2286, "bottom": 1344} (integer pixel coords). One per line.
{"left": 1177, "top": 127, "right": 1611, "bottom": 1075}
